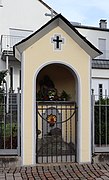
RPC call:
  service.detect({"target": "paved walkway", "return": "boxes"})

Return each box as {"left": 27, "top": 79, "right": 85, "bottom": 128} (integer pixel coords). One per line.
{"left": 0, "top": 163, "right": 109, "bottom": 180}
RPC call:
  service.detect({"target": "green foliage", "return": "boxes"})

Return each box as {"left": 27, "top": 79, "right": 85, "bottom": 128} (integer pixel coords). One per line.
{"left": 60, "top": 90, "right": 70, "bottom": 101}
{"left": 0, "top": 122, "right": 17, "bottom": 137}
{"left": 37, "top": 75, "right": 71, "bottom": 101}
{"left": 0, "top": 122, "right": 17, "bottom": 149}
{"left": 95, "top": 97, "right": 109, "bottom": 105}
{"left": 0, "top": 70, "right": 7, "bottom": 104}
{"left": 0, "top": 70, "right": 7, "bottom": 86}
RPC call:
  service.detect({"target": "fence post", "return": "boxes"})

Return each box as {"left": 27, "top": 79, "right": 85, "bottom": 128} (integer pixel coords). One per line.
{"left": 17, "top": 88, "right": 21, "bottom": 156}
{"left": 91, "top": 89, "right": 95, "bottom": 155}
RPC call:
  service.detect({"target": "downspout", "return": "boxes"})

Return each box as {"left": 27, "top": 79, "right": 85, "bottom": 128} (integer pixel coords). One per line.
{"left": 6, "top": 55, "right": 9, "bottom": 113}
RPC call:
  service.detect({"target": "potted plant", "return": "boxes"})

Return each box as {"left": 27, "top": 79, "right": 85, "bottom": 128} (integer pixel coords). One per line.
{"left": 60, "top": 90, "right": 70, "bottom": 101}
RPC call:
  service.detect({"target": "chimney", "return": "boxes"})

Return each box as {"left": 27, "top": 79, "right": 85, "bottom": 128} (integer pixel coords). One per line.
{"left": 99, "top": 19, "right": 107, "bottom": 29}
{"left": 0, "top": 0, "right": 3, "bottom": 7}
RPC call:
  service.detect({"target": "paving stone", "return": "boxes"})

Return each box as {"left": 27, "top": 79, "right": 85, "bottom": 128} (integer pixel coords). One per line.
{"left": 104, "top": 172, "right": 109, "bottom": 177}
{"left": 14, "top": 177, "right": 22, "bottom": 180}
{"left": 1, "top": 163, "right": 109, "bottom": 179}
{"left": 6, "top": 173, "right": 14, "bottom": 176}
{"left": 0, "top": 175, "right": 5, "bottom": 180}
{"left": 14, "top": 173, "right": 21, "bottom": 177}
{"left": 6, "top": 177, "right": 14, "bottom": 180}
{"left": 101, "top": 176, "right": 109, "bottom": 180}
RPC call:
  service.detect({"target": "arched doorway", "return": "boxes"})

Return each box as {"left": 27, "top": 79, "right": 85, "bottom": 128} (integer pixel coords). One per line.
{"left": 36, "top": 63, "right": 78, "bottom": 163}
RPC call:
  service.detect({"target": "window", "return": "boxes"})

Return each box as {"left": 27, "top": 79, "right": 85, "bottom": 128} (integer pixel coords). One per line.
{"left": 0, "top": 0, "right": 3, "bottom": 7}
{"left": 99, "top": 84, "right": 103, "bottom": 98}
{"left": 10, "top": 67, "right": 13, "bottom": 90}
{"left": 98, "top": 38, "right": 106, "bottom": 59}
{"left": 19, "top": 70, "right": 21, "bottom": 90}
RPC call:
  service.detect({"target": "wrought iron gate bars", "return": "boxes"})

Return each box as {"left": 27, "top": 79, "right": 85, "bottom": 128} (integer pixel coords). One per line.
{"left": 37, "top": 102, "right": 77, "bottom": 124}
{"left": 36, "top": 101, "right": 77, "bottom": 163}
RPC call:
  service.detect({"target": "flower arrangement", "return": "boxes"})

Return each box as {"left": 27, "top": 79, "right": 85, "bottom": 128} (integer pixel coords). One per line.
{"left": 60, "top": 90, "right": 70, "bottom": 101}
{"left": 48, "top": 88, "right": 57, "bottom": 100}
{"left": 37, "top": 75, "right": 71, "bottom": 101}
{"left": 47, "top": 114, "right": 57, "bottom": 127}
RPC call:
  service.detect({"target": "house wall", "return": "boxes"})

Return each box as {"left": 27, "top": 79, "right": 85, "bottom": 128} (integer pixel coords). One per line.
{"left": 0, "top": 0, "right": 51, "bottom": 35}
{"left": 76, "top": 28, "right": 109, "bottom": 57}
{"left": 21, "top": 26, "right": 91, "bottom": 165}
{"left": 76, "top": 27, "right": 109, "bottom": 95}
{"left": 8, "top": 61, "right": 21, "bottom": 91}
{"left": 0, "top": 0, "right": 53, "bottom": 91}
{"left": 92, "top": 78, "right": 109, "bottom": 96}
{"left": 92, "top": 69, "right": 109, "bottom": 95}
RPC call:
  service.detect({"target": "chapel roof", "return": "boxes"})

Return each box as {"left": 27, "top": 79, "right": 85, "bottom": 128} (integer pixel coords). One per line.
{"left": 14, "top": 14, "right": 102, "bottom": 60}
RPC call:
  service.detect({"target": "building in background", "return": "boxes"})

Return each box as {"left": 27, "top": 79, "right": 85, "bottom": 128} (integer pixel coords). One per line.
{"left": 0, "top": 0, "right": 57, "bottom": 92}
{"left": 0, "top": 0, "right": 109, "bottom": 96}
{"left": 0, "top": 0, "right": 109, "bottom": 166}
{"left": 74, "top": 20, "right": 109, "bottom": 97}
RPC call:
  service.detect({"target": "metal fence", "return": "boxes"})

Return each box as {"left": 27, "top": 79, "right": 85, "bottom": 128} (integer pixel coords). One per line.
{"left": 92, "top": 92, "right": 109, "bottom": 153}
{"left": 1, "top": 35, "right": 25, "bottom": 52}
{"left": 0, "top": 92, "right": 21, "bottom": 155}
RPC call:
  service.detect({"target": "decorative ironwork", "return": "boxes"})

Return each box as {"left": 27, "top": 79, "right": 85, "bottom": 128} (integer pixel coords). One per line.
{"left": 47, "top": 114, "right": 57, "bottom": 127}
{"left": 38, "top": 105, "right": 76, "bottom": 124}
{"left": 36, "top": 101, "right": 77, "bottom": 163}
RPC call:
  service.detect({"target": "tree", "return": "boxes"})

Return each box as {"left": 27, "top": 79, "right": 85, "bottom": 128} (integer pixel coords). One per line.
{"left": 0, "top": 70, "right": 7, "bottom": 102}
{"left": 95, "top": 98, "right": 109, "bottom": 145}
{"left": 0, "top": 70, "right": 7, "bottom": 86}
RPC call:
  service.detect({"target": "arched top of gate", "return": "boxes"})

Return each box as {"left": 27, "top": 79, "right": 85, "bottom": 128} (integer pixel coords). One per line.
{"left": 34, "top": 60, "right": 81, "bottom": 86}
{"left": 34, "top": 60, "right": 81, "bottom": 104}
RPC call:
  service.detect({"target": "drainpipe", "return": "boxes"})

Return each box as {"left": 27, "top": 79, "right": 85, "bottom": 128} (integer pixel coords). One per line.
{"left": 6, "top": 55, "right": 9, "bottom": 70}
{"left": 91, "top": 89, "right": 95, "bottom": 163}
{"left": 6, "top": 55, "right": 9, "bottom": 113}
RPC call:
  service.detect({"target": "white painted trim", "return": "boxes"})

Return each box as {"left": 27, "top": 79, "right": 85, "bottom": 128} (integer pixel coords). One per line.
{"left": 32, "top": 74, "right": 36, "bottom": 164}
{"left": 6, "top": 55, "right": 9, "bottom": 70}
{"left": 32, "top": 60, "right": 82, "bottom": 164}
{"left": 77, "top": 75, "right": 82, "bottom": 163}
{"left": 89, "top": 57, "right": 92, "bottom": 163}
{"left": 21, "top": 52, "right": 25, "bottom": 165}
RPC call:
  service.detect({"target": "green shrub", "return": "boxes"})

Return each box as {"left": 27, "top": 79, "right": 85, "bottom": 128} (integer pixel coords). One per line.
{"left": 95, "top": 98, "right": 109, "bottom": 144}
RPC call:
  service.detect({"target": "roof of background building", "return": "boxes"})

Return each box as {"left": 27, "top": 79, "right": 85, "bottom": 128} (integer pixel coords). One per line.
{"left": 92, "top": 59, "right": 109, "bottom": 69}
{"left": 73, "top": 24, "right": 109, "bottom": 32}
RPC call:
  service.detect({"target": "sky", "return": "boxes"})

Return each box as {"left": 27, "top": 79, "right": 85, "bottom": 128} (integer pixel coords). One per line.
{"left": 44, "top": 0, "right": 109, "bottom": 27}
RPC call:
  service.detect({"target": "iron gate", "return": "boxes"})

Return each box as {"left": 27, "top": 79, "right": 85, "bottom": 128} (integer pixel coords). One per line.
{"left": 36, "top": 101, "right": 77, "bottom": 163}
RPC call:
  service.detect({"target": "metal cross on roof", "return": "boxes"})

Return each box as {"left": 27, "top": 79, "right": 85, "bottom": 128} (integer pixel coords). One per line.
{"left": 0, "top": 0, "right": 3, "bottom": 7}
{"left": 45, "top": 9, "right": 55, "bottom": 19}
{"left": 51, "top": 34, "right": 64, "bottom": 50}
